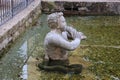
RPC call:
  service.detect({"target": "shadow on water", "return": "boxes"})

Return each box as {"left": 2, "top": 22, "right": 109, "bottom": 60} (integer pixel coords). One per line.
{"left": 0, "top": 14, "right": 120, "bottom": 80}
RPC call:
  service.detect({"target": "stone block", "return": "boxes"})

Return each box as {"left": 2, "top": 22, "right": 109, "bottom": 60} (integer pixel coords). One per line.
{"left": 12, "top": 31, "right": 20, "bottom": 41}
{"left": 28, "top": 18, "right": 33, "bottom": 24}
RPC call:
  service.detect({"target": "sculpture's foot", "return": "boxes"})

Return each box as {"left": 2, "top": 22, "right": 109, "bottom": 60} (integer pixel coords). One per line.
{"left": 38, "top": 63, "right": 82, "bottom": 74}
{"left": 67, "top": 64, "right": 83, "bottom": 74}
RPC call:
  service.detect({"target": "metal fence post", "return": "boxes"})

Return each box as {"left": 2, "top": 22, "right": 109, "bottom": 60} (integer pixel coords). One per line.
{"left": 0, "top": 0, "right": 34, "bottom": 26}
{"left": 11, "top": 0, "right": 13, "bottom": 17}
{"left": 26, "top": 0, "right": 28, "bottom": 6}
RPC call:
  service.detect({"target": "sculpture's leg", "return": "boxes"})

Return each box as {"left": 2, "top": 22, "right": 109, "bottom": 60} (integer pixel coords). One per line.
{"left": 38, "top": 59, "right": 83, "bottom": 74}
{"left": 38, "top": 59, "right": 69, "bottom": 73}
{"left": 38, "top": 63, "right": 69, "bottom": 73}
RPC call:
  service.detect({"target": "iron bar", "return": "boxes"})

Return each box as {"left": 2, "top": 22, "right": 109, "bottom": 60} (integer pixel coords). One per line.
{"left": 0, "top": 0, "right": 34, "bottom": 26}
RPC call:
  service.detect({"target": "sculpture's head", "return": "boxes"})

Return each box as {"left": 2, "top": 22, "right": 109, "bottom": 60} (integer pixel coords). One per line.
{"left": 47, "top": 12, "right": 67, "bottom": 30}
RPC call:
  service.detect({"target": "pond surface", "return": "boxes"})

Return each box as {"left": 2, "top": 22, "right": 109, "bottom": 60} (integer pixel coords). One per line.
{"left": 0, "top": 14, "right": 120, "bottom": 80}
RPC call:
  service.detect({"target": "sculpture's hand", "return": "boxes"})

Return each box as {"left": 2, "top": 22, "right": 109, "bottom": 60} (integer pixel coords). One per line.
{"left": 64, "top": 26, "right": 87, "bottom": 40}
{"left": 68, "top": 31, "right": 87, "bottom": 40}
{"left": 77, "top": 32, "right": 87, "bottom": 40}
{"left": 72, "top": 31, "right": 80, "bottom": 39}
{"left": 64, "top": 26, "right": 77, "bottom": 39}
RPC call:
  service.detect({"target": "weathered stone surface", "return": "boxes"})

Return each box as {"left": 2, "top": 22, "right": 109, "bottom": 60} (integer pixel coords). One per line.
{"left": 42, "top": 0, "right": 120, "bottom": 2}
{"left": 41, "top": 1, "right": 120, "bottom": 15}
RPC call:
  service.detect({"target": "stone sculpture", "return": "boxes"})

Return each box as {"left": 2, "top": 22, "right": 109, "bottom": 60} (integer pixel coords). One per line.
{"left": 38, "top": 12, "right": 87, "bottom": 74}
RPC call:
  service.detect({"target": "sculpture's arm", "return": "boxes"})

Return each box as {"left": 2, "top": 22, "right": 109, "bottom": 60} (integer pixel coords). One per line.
{"left": 64, "top": 26, "right": 87, "bottom": 40}
{"left": 64, "top": 26, "right": 77, "bottom": 39}
{"left": 48, "top": 34, "right": 81, "bottom": 51}
{"left": 62, "top": 31, "right": 73, "bottom": 40}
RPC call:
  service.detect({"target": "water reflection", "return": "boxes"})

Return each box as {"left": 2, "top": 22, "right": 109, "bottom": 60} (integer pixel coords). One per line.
{"left": 0, "top": 41, "right": 27, "bottom": 80}
{"left": 0, "top": 14, "right": 49, "bottom": 80}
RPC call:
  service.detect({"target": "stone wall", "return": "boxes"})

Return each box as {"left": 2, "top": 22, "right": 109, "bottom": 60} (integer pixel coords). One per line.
{"left": 0, "top": 0, "right": 41, "bottom": 57}
{"left": 41, "top": 1, "right": 120, "bottom": 15}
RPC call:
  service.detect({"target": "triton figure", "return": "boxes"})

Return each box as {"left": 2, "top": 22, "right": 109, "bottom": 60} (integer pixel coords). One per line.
{"left": 38, "top": 12, "right": 87, "bottom": 74}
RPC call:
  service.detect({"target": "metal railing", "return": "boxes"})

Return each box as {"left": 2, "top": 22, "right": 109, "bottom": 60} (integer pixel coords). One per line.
{"left": 0, "top": 0, "right": 34, "bottom": 26}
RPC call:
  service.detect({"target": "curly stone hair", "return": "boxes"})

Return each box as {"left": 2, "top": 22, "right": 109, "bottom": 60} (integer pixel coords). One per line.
{"left": 47, "top": 12, "right": 63, "bottom": 29}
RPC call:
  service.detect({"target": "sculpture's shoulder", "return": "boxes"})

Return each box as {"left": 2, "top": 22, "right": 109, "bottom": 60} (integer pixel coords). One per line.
{"left": 45, "top": 32, "right": 61, "bottom": 40}
{"left": 44, "top": 31, "right": 57, "bottom": 45}
{"left": 45, "top": 31, "right": 56, "bottom": 39}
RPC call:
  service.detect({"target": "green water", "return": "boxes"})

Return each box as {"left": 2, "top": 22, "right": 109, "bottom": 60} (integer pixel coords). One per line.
{"left": 66, "top": 16, "right": 120, "bottom": 79}
{"left": 0, "top": 14, "right": 120, "bottom": 80}
{"left": 66, "top": 16, "right": 120, "bottom": 46}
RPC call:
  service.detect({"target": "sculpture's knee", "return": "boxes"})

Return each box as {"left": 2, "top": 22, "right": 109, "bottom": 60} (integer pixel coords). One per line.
{"left": 68, "top": 64, "right": 83, "bottom": 74}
